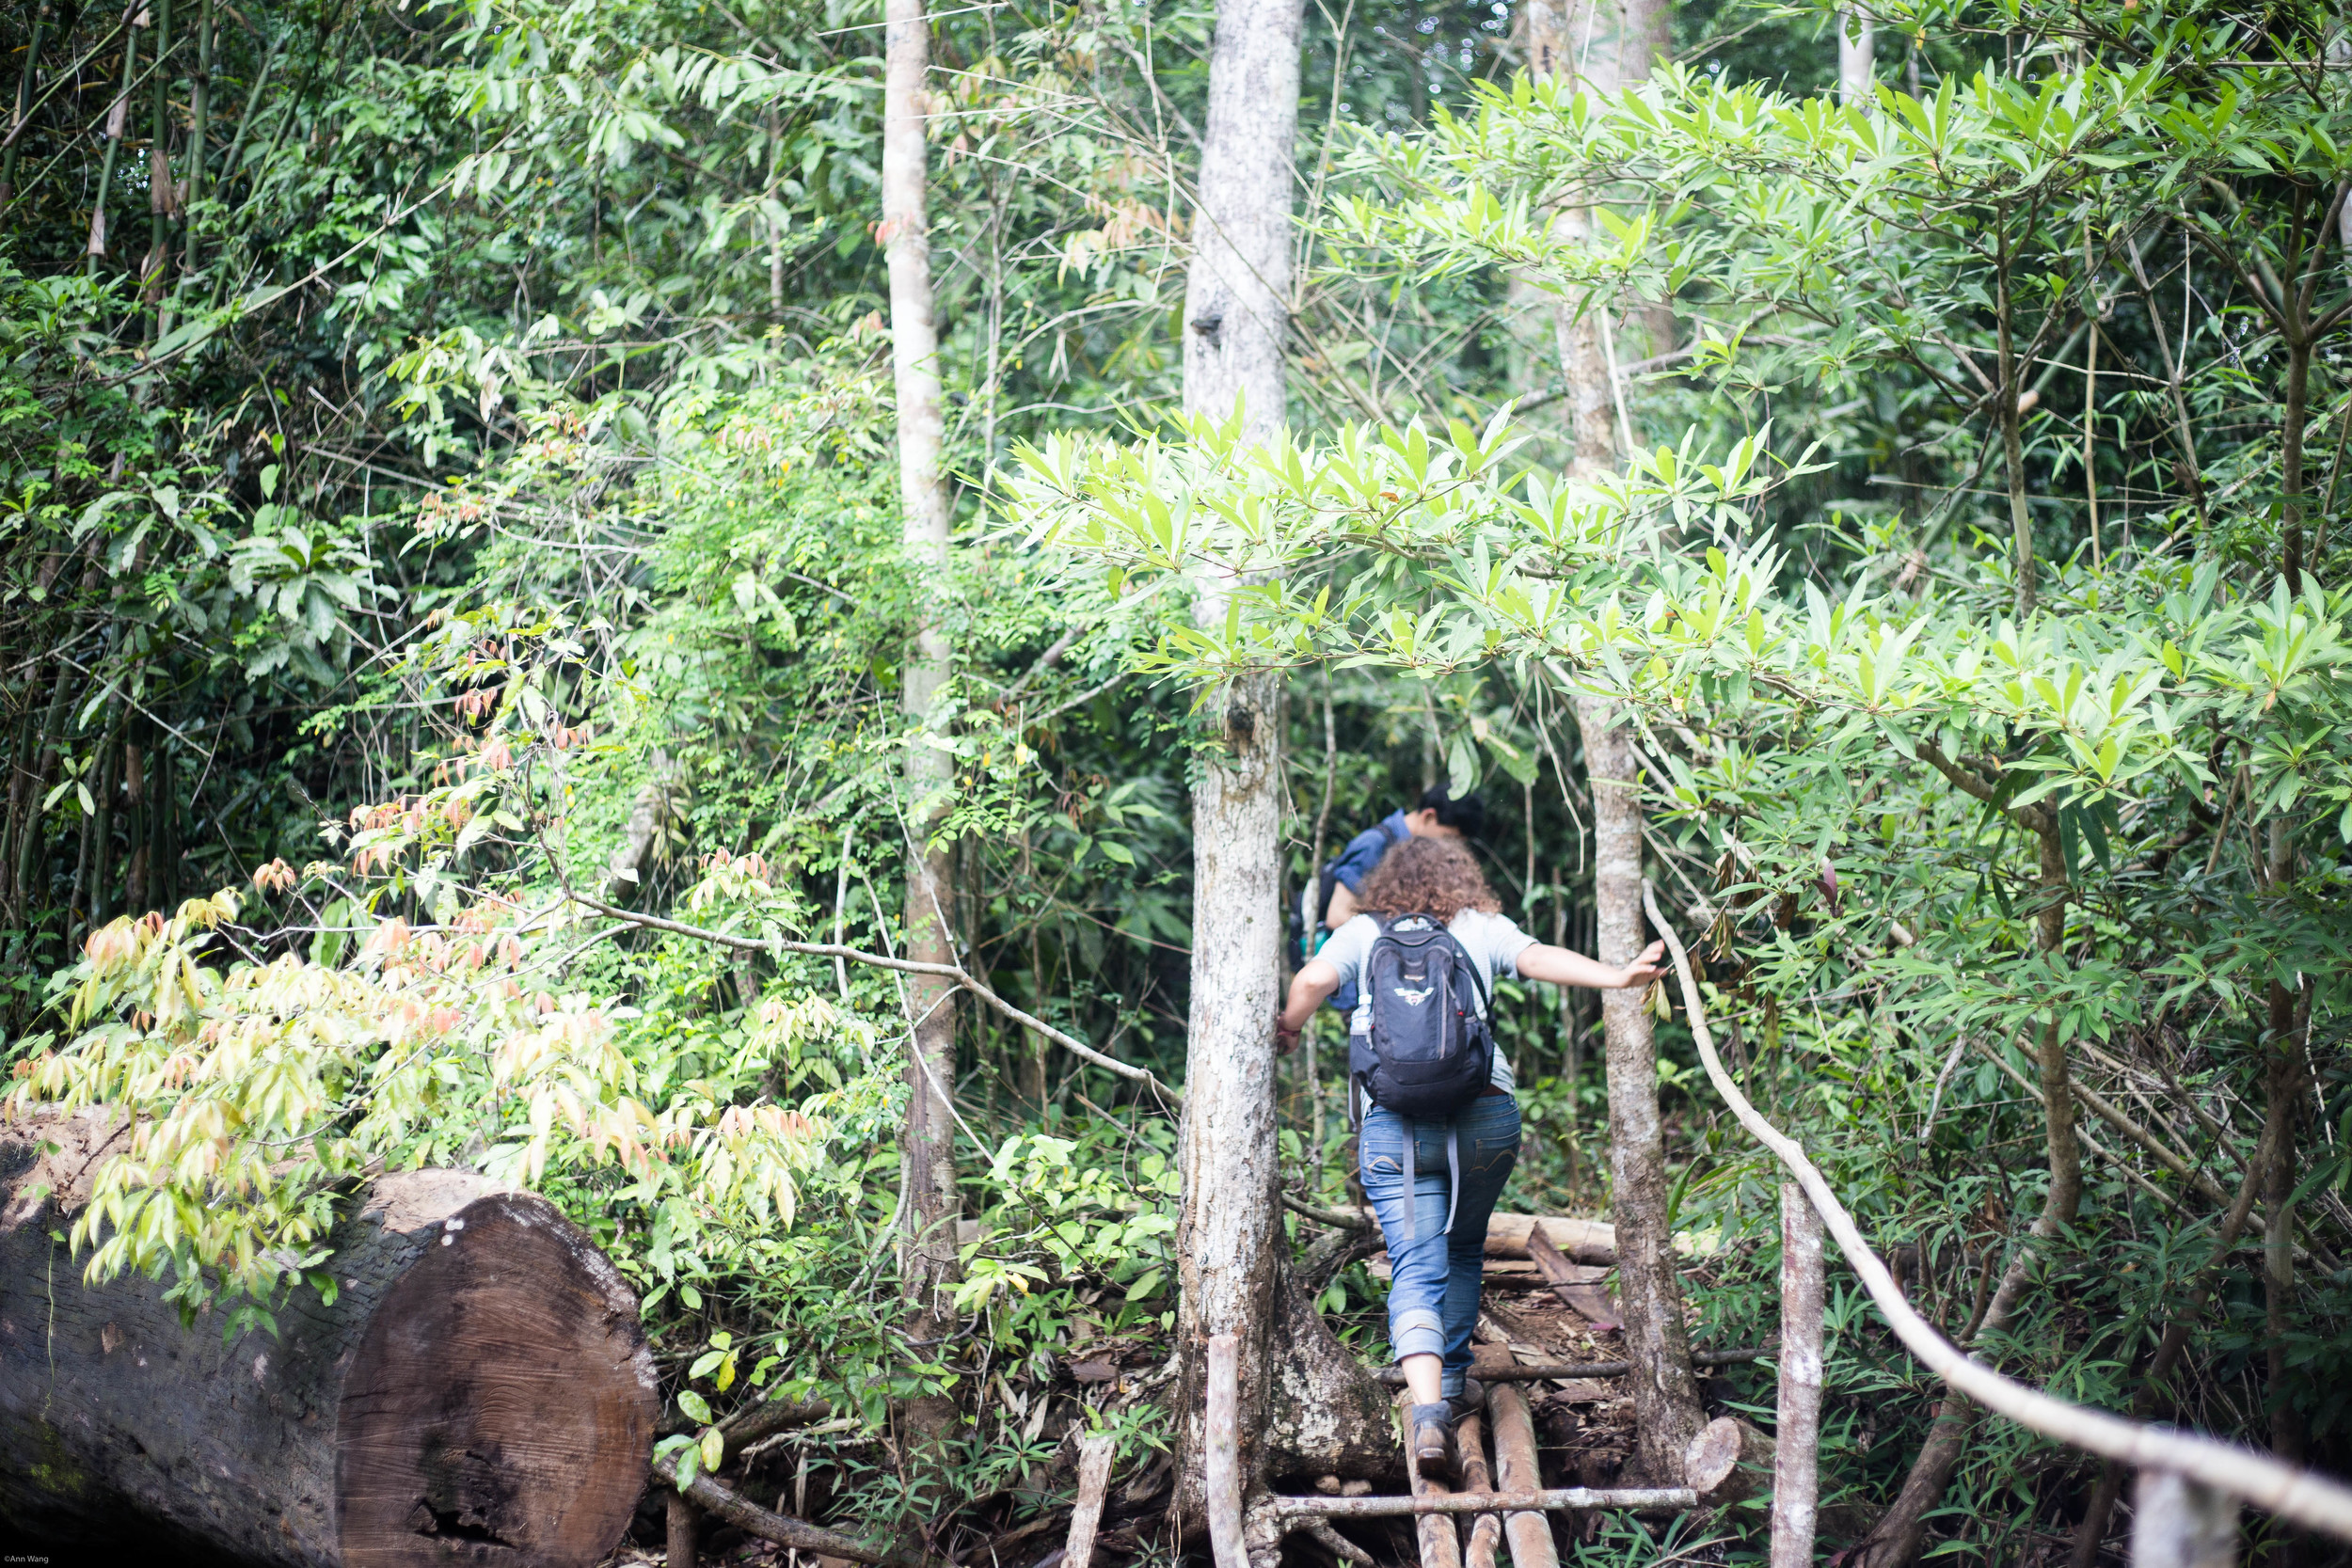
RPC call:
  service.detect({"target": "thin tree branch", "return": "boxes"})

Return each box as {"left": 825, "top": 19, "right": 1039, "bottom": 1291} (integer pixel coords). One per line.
{"left": 568, "top": 892, "right": 1181, "bottom": 1105}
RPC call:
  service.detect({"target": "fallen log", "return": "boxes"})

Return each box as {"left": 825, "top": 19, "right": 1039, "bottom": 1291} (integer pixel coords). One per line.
{"left": 1525, "top": 1227, "right": 1620, "bottom": 1329}
{"left": 1295, "top": 1207, "right": 1619, "bottom": 1262}
{"left": 0, "top": 1106, "right": 660, "bottom": 1566}
{"left": 1482, "top": 1213, "right": 1617, "bottom": 1264}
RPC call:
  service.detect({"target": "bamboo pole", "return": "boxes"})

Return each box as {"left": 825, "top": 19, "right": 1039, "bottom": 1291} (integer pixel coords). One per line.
{"left": 0, "top": 1, "right": 49, "bottom": 202}
{"left": 89, "top": 8, "right": 144, "bottom": 273}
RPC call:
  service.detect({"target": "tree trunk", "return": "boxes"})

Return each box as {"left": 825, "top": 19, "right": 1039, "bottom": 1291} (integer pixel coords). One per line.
{"left": 1174, "top": 666, "right": 1287, "bottom": 1528}
{"left": 2280, "top": 327, "right": 2312, "bottom": 594}
{"left": 1836, "top": 8, "right": 1874, "bottom": 108}
{"left": 1570, "top": 695, "right": 1702, "bottom": 1484}
{"left": 0, "top": 1, "right": 50, "bottom": 205}
{"left": 1181, "top": 0, "right": 1303, "bottom": 438}
{"left": 89, "top": 726, "right": 119, "bottom": 928}
{"left": 147, "top": 0, "right": 174, "bottom": 317}
{"left": 1534, "top": 0, "right": 1668, "bottom": 472}
{"left": 0, "top": 1109, "right": 659, "bottom": 1567}
{"left": 2263, "top": 854, "right": 2306, "bottom": 1469}
{"left": 1174, "top": 0, "right": 1305, "bottom": 1538}
{"left": 1995, "top": 217, "right": 2036, "bottom": 619}
{"left": 88, "top": 15, "right": 141, "bottom": 270}
{"left": 123, "top": 731, "right": 148, "bottom": 915}
{"left": 12, "top": 659, "right": 73, "bottom": 919}
{"left": 882, "top": 0, "right": 961, "bottom": 1431}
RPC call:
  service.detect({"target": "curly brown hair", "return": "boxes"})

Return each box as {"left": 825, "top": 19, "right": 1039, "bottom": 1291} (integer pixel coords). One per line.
{"left": 1356, "top": 835, "right": 1501, "bottom": 919}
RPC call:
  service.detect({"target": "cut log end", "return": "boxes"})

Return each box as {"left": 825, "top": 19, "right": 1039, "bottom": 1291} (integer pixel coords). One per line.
{"left": 1684, "top": 1416, "right": 1774, "bottom": 1508}
{"left": 337, "top": 1188, "right": 660, "bottom": 1566}
{"left": 2, "top": 1110, "right": 659, "bottom": 1568}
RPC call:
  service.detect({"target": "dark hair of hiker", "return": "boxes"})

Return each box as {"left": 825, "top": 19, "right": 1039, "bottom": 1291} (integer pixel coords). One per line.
{"left": 1357, "top": 835, "right": 1502, "bottom": 919}
{"left": 1417, "top": 784, "right": 1486, "bottom": 840}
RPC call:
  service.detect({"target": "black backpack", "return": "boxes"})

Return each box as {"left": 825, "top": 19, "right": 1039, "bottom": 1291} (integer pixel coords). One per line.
{"left": 1347, "top": 914, "right": 1493, "bottom": 1120}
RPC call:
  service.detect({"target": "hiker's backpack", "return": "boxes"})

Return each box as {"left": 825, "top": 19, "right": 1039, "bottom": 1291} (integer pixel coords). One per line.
{"left": 1347, "top": 914, "right": 1493, "bottom": 1120}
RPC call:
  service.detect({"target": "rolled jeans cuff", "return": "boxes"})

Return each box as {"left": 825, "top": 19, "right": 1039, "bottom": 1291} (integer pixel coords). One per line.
{"left": 1391, "top": 1306, "right": 1445, "bottom": 1361}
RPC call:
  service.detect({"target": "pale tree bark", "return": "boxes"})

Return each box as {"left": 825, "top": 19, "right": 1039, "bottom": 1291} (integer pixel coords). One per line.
{"left": 1173, "top": 662, "right": 1288, "bottom": 1550}
{"left": 882, "top": 0, "right": 961, "bottom": 1443}
{"left": 1837, "top": 8, "right": 1875, "bottom": 109}
{"left": 1173, "top": 0, "right": 1301, "bottom": 1537}
{"left": 1772, "top": 1182, "right": 1825, "bottom": 1566}
{"left": 1182, "top": 0, "right": 1303, "bottom": 439}
{"left": 1572, "top": 698, "right": 1705, "bottom": 1483}
{"left": 1531, "top": 0, "right": 1704, "bottom": 1491}
{"left": 1548, "top": 0, "right": 1619, "bottom": 480}
{"left": 1174, "top": 0, "right": 1342, "bottom": 1547}
{"left": 1501, "top": 0, "right": 1573, "bottom": 440}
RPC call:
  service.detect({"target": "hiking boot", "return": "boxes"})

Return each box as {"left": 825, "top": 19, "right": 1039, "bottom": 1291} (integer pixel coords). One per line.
{"left": 1408, "top": 1401, "right": 1461, "bottom": 1484}
{"left": 1444, "top": 1376, "right": 1486, "bottom": 1424}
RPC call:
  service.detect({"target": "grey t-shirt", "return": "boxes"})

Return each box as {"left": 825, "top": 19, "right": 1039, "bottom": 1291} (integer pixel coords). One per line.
{"left": 1316, "top": 909, "right": 1538, "bottom": 1093}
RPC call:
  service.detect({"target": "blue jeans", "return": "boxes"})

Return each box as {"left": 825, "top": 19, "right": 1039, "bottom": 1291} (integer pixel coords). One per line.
{"left": 1359, "top": 1093, "right": 1522, "bottom": 1399}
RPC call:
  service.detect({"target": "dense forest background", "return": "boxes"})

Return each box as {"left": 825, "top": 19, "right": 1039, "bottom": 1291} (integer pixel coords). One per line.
{"left": 2, "top": 0, "right": 2349, "bottom": 1560}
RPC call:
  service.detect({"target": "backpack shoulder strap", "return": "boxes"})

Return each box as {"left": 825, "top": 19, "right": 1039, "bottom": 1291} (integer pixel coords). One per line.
{"left": 1438, "top": 927, "right": 1491, "bottom": 1012}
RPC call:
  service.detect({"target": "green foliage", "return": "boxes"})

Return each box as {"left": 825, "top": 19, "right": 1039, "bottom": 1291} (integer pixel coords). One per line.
{"left": 7, "top": 0, "right": 2352, "bottom": 1552}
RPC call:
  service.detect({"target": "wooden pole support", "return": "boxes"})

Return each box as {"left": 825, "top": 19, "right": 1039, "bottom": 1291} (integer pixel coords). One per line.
{"left": 1064, "top": 1432, "right": 1117, "bottom": 1568}
{"left": 1274, "top": 1487, "right": 1698, "bottom": 1519}
{"left": 1397, "top": 1389, "right": 1461, "bottom": 1568}
{"left": 1481, "top": 1382, "right": 1559, "bottom": 1568}
{"left": 667, "top": 1489, "right": 699, "bottom": 1568}
{"left": 2132, "top": 1471, "right": 2238, "bottom": 1568}
{"left": 1457, "top": 1408, "right": 1502, "bottom": 1568}
{"left": 1772, "top": 1180, "right": 1827, "bottom": 1567}
{"left": 1205, "top": 1333, "right": 1249, "bottom": 1568}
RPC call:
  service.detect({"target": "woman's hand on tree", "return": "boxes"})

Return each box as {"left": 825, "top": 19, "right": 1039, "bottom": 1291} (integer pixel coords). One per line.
{"left": 1616, "top": 940, "right": 1668, "bottom": 990}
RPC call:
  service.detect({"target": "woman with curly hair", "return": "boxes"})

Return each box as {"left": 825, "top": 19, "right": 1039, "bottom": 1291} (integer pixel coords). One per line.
{"left": 1274, "top": 834, "right": 1665, "bottom": 1481}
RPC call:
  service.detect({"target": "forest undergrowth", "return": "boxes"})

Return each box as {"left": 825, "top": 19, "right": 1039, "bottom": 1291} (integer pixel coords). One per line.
{"left": 2, "top": 0, "right": 2350, "bottom": 1560}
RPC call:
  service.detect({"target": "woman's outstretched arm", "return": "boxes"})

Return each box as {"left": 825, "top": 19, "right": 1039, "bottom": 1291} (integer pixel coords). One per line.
{"left": 1276, "top": 958, "right": 1343, "bottom": 1045}
{"left": 1516, "top": 939, "right": 1667, "bottom": 991}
